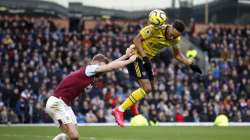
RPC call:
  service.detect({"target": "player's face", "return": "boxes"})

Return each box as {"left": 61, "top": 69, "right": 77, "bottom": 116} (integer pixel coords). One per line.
{"left": 165, "top": 26, "right": 181, "bottom": 40}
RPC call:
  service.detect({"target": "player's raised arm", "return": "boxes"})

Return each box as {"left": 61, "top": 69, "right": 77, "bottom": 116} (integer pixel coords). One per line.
{"left": 173, "top": 46, "right": 192, "bottom": 65}
{"left": 173, "top": 46, "right": 202, "bottom": 74}
{"left": 169, "top": 20, "right": 202, "bottom": 74}
{"left": 85, "top": 46, "right": 137, "bottom": 77}
{"left": 169, "top": 21, "right": 191, "bottom": 65}
{"left": 95, "top": 55, "right": 137, "bottom": 73}
{"left": 113, "top": 44, "right": 136, "bottom": 62}
{"left": 96, "top": 45, "right": 137, "bottom": 73}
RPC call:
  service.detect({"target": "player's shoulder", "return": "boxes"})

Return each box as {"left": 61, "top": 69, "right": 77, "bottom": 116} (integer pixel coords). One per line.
{"left": 161, "top": 24, "right": 168, "bottom": 28}
{"left": 139, "top": 25, "right": 155, "bottom": 38}
{"left": 140, "top": 24, "right": 163, "bottom": 35}
{"left": 85, "top": 64, "right": 100, "bottom": 77}
{"left": 176, "top": 36, "right": 181, "bottom": 41}
{"left": 142, "top": 23, "right": 169, "bottom": 29}
{"left": 67, "top": 67, "right": 85, "bottom": 77}
{"left": 140, "top": 24, "right": 155, "bottom": 31}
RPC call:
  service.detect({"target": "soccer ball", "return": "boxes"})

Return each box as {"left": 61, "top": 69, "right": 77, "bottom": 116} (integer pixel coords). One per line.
{"left": 148, "top": 9, "right": 167, "bottom": 26}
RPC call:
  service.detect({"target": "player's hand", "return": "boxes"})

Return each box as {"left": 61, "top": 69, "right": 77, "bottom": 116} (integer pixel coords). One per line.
{"left": 126, "top": 44, "right": 136, "bottom": 57}
{"left": 128, "top": 55, "right": 137, "bottom": 62}
{"left": 190, "top": 63, "right": 202, "bottom": 74}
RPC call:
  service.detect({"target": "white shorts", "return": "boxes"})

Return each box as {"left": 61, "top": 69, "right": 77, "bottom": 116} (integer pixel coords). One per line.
{"left": 45, "top": 96, "right": 77, "bottom": 126}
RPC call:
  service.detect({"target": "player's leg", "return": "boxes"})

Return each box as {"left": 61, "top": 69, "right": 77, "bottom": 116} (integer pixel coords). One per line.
{"left": 52, "top": 133, "right": 68, "bottom": 140}
{"left": 60, "top": 123, "right": 79, "bottom": 140}
{"left": 113, "top": 58, "right": 153, "bottom": 127}
{"left": 113, "top": 79, "right": 152, "bottom": 127}
{"left": 119, "top": 79, "right": 151, "bottom": 112}
{"left": 53, "top": 108, "right": 79, "bottom": 140}
{"left": 45, "top": 96, "right": 79, "bottom": 140}
{"left": 60, "top": 106, "right": 79, "bottom": 140}
{"left": 51, "top": 122, "right": 79, "bottom": 140}
{"left": 122, "top": 58, "right": 153, "bottom": 111}
{"left": 130, "top": 78, "right": 155, "bottom": 115}
{"left": 129, "top": 79, "right": 153, "bottom": 115}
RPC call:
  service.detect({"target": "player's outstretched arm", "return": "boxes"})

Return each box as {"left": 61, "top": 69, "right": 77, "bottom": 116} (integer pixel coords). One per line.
{"left": 95, "top": 55, "right": 137, "bottom": 73}
{"left": 113, "top": 44, "right": 136, "bottom": 62}
{"left": 173, "top": 46, "right": 192, "bottom": 65}
{"left": 172, "top": 47, "right": 202, "bottom": 74}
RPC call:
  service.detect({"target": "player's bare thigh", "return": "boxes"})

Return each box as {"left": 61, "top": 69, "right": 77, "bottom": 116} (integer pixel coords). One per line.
{"left": 60, "top": 122, "right": 79, "bottom": 140}
{"left": 137, "top": 79, "right": 152, "bottom": 93}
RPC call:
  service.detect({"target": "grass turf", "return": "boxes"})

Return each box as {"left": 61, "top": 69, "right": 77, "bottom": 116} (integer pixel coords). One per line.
{"left": 0, "top": 126, "right": 249, "bottom": 140}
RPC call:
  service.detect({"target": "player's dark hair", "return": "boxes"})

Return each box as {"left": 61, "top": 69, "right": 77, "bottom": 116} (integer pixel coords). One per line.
{"left": 173, "top": 20, "right": 185, "bottom": 33}
{"left": 92, "top": 54, "right": 110, "bottom": 64}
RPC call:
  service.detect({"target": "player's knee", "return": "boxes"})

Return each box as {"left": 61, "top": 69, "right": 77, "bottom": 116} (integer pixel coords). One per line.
{"left": 142, "top": 85, "right": 152, "bottom": 94}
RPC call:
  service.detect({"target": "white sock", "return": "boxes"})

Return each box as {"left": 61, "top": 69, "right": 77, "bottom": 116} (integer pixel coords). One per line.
{"left": 118, "top": 106, "right": 125, "bottom": 112}
{"left": 52, "top": 133, "right": 68, "bottom": 140}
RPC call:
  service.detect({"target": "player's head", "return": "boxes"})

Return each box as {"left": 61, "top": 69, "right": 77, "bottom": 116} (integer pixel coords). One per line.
{"left": 148, "top": 9, "right": 167, "bottom": 26}
{"left": 165, "top": 20, "right": 185, "bottom": 40}
{"left": 91, "top": 54, "right": 110, "bottom": 65}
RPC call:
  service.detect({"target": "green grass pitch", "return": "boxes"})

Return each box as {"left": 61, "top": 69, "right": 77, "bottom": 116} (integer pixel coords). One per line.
{"left": 0, "top": 126, "right": 249, "bottom": 140}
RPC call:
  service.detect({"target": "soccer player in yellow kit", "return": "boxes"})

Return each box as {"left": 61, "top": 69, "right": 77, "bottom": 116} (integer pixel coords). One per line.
{"left": 112, "top": 20, "right": 202, "bottom": 127}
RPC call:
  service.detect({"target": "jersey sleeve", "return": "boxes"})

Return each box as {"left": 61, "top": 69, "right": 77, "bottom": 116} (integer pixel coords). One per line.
{"left": 139, "top": 25, "right": 154, "bottom": 39}
{"left": 85, "top": 65, "right": 100, "bottom": 77}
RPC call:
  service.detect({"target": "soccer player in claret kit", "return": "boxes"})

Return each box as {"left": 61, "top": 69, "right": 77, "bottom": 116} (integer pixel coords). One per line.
{"left": 45, "top": 46, "right": 136, "bottom": 140}
{"left": 112, "top": 10, "right": 202, "bottom": 127}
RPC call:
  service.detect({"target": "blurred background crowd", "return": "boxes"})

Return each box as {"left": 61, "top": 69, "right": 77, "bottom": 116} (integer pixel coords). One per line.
{"left": 0, "top": 16, "right": 249, "bottom": 124}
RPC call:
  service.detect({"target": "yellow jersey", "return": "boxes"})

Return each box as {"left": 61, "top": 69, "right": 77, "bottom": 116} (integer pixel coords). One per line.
{"left": 139, "top": 24, "right": 181, "bottom": 59}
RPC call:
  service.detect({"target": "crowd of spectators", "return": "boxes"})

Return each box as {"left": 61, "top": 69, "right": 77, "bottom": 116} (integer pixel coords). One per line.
{"left": 0, "top": 16, "right": 249, "bottom": 124}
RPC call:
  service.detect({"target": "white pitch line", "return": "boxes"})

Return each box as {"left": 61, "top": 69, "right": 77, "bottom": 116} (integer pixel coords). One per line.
{"left": 0, "top": 134, "right": 52, "bottom": 139}
{"left": 0, "top": 134, "right": 137, "bottom": 140}
{"left": 1, "top": 122, "right": 250, "bottom": 127}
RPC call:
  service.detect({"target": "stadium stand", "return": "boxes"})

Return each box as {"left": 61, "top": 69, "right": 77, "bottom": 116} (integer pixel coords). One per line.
{"left": 0, "top": 15, "right": 249, "bottom": 124}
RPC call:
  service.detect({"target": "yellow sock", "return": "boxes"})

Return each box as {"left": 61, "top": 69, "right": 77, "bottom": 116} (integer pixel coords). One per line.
{"left": 119, "top": 88, "right": 146, "bottom": 112}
